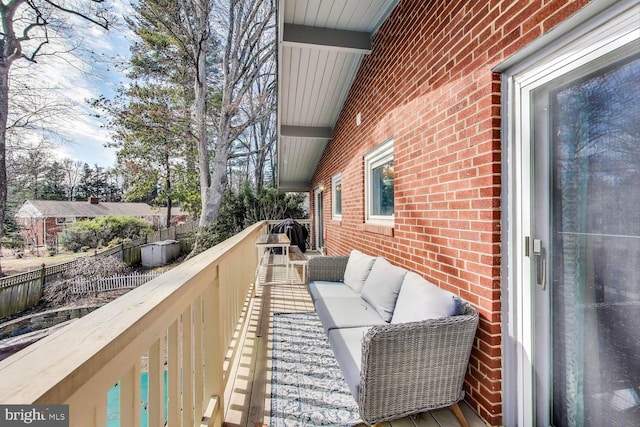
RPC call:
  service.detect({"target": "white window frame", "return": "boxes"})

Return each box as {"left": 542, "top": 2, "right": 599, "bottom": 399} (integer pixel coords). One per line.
{"left": 56, "top": 217, "right": 74, "bottom": 225}
{"left": 331, "top": 173, "right": 342, "bottom": 220}
{"left": 364, "top": 138, "right": 394, "bottom": 224}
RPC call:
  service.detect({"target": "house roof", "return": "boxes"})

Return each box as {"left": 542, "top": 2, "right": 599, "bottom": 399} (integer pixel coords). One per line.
{"left": 277, "top": 0, "right": 399, "bottom": 191}
{"left": 15, "top": 200, "right": 187, "bottom": 219}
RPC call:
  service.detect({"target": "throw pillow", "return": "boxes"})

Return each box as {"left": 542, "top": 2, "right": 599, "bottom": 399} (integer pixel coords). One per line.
{"left": 343, "top": 249, "right": 377, "bottom": 293}
{"left": 360, "top": 257, "right": 408, "bottom": 322}
{"left": 391, "top": 272, "right": 463, "bottom": 324}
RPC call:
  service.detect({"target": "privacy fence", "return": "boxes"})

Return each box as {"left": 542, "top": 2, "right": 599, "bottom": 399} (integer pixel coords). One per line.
{"left": 0, "top": 220, "right": 198, "bottom": 319}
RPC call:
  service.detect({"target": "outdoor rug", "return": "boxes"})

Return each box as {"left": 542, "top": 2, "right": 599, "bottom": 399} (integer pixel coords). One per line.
{"left": 270, "top": 312, "right": 362, "bottom": 426}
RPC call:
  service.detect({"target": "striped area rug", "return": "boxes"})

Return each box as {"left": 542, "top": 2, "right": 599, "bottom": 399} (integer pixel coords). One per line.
{"left": 270, "top": 312, "right": 362, "bottom": 426}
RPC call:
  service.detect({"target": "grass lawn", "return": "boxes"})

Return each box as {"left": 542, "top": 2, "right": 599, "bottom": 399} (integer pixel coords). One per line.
{"left": 0, "top": 251, "right": 90, "bottom": 276}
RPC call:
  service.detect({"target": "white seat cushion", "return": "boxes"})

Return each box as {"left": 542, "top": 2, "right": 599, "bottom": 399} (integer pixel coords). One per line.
{"left": 343, "top": 249, "right": 376, "bottom": 293}
{"left": 391, "top": 271, "right": 463, "bottom": 324}
{"left": 360, "top": 257, "right": 408, "bottom": 322}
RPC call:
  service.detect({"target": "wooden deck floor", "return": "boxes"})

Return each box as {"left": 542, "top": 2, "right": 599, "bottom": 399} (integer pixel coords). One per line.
{"left": 223, "top": 261, "right": 487, "bottom": 427}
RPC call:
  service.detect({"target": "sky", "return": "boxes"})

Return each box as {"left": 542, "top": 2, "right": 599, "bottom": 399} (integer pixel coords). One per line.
{"left": 15, "top": 1, "right": 135, "bottom": 168}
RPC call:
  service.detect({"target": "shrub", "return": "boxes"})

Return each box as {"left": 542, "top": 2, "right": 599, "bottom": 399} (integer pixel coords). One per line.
{"left": 192, "top": 184, "right": 307, "bottom": 255}
{"left": 59, "top": 216, "right": 152, "bottom": 252}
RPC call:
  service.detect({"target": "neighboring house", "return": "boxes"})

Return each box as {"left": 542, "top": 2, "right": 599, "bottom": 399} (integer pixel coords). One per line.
{"left": 277, "top": 1, "right": 639, "bottom": 426}
{"left": 15, "top": 198, "right": 188, "bottom": 247}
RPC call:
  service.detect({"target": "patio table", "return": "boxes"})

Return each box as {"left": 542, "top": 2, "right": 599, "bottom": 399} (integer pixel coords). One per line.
{"left": 255, "top": 233, "right": 291, "bottom": 270}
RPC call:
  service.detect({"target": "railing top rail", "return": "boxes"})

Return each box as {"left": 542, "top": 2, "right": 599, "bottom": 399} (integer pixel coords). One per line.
{"left": 0, "top": 220, "right": 268, "bottom": 404}
{"left": 266, "top": 218, "right": 311, "bottom": 224}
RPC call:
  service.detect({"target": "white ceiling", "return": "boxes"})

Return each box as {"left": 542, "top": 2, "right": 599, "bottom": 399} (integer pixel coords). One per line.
{"left": 277, "top": 0, "right": 399, "bottom": 191}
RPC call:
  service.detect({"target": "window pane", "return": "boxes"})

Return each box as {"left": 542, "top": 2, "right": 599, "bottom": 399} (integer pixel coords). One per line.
{"left": 371, "top": 159, "right": 394, "bottom": 216}
{"left": 334, "top": 182, "right": 342, "bottom": 216}
{"left": 548, "top": 55, "right": 640, "bottom": 426}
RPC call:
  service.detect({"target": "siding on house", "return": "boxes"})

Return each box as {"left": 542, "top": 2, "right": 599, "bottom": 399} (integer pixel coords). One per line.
{"left": 309, "top": 0, "right": 590, "bottom": 424}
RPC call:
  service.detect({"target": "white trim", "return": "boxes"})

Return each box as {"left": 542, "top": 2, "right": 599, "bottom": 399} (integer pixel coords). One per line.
{"left": 331, "top": 173, "right": 343, "bottom": 220}
{"left": 313, "top": 186, "right": 324, "bottom": 252}
{"left": 364, "top": 138, "right": 394, "bottom": 224}
{"left": 502, "top": 4, "right": 640, "bottom": 426}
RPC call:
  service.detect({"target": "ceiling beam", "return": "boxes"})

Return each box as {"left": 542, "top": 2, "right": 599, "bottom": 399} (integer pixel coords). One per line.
{"left": 278, "top": 181, "right": 312, "bottom": 192}
{"left": 281, "top": 125, "right": 332, "bottom": 139}
{"left": 283, "top": 24, "right": 372, "bottom": 54}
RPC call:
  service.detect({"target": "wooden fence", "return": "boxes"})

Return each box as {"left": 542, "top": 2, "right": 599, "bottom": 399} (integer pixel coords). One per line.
{"left": 71, "top": 272, "right": 161, "bottom": 294}
{"left": 146, "top": 220, "right": 197, "bottom": 244}
{"left": 0, "top": 220, "right": 198, "bottom": 319}
{"left": 0, "top": 260, "right": 77, "bottom": 319}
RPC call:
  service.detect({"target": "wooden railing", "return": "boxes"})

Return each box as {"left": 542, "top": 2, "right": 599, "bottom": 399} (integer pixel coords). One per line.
{"left": 0, "top": 221, "right": 265, "bottom": 427}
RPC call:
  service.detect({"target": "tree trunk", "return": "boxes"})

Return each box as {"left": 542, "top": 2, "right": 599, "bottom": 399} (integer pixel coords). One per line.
{"left": 194, "top": 64, "right": 209, "bottom": 226}
{"left": 0, "top": 64, "right": 10, "bottom": 238}
{"left": 193, "top": 1, "right": 210, "bottom": 228}
{"left": 201, "top": 114, "right": 232, "bottom": 224}
{"left": 165, "top": 153, "right": 172, "bottom": 229}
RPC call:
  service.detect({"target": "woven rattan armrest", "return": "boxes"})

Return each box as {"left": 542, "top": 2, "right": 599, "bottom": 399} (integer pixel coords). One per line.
{"left": 357, "top": 304, "right": 479, "bottom": 425}
{"left": 307, "top": 256, "right": 349, "bottom": 282}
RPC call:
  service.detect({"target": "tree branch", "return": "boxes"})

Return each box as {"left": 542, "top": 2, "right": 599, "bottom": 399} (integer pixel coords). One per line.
{"left": 43, "top": 0, "right": 109, "bottom": 30}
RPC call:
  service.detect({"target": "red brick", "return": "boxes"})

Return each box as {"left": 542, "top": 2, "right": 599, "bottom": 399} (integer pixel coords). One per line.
{"left": 308, "top": 1, "right": 592, "bottom": 424}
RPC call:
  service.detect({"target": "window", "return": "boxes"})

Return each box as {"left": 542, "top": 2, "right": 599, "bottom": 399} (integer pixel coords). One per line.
{"left": 332, "top": 174, "right": 342, "bottom": 219}
{"left": 55, "top": 217, "right": 74, "bottom": 225}
{"left": 365, "top": 139, "right": 394, "bottom": 223}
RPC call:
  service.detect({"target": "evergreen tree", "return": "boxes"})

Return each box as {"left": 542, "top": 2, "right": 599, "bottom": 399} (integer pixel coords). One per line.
{"left": 42, "top": 161, "right": 67, "bottom": 200}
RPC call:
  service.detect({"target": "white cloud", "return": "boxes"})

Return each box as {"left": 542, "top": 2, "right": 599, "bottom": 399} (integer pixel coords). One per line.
{"left": 10, "top": 0, "right": 132, "bottom": 168}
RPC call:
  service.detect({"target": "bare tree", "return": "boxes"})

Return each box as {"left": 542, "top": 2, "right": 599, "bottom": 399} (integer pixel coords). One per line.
{"left": 199, "top": 0, "right": 276, "bottom": 226}
{"left": 5, "top": 67, "right": 76, "bottom": 148}
{"left": 130, "top": 0, "right": 276, "bottom": 234}
{"left": 128, "top": 0, "right": 213, "bottom": 221}
{"left": 227, "top": 56, "right": 277, "bottom": 192}
{"left": 0, "top": 0, "right": 112, "bottom": 238}
{"left": 62, "top": 157, "right": 83, "bottom": 200}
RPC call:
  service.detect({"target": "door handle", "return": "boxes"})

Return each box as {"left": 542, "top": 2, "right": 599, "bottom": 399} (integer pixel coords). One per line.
{"left": 533, "top": 239, "right": 547, "bottom": 290}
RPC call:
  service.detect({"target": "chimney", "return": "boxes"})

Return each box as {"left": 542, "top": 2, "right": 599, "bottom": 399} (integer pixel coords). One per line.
{"left": 88, "top": 197, "right": 99, "bottom": 204}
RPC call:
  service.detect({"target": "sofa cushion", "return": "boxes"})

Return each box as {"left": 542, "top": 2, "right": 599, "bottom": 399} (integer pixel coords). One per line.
{"left": 343, "top": 250, "right": 376, "bottom": 293}
{"left": 391, "top": 272, "right": 463, "bottom": 324}
{"left": 315, "top": 296, "right": 386, "bottom": 333}
{"left": 308, "top": 281, "right": 359, "bottom": 302}
{"left": 360, "top": 257, "right": 408, "bottom": 322}
{"left": 328, "top": 327, "right": 370, "bottom": 400}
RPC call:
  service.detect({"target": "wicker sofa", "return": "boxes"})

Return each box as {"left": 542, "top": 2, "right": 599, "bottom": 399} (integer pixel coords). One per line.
{"left": 307, "top": 250, "right": 479, "bottom": 426}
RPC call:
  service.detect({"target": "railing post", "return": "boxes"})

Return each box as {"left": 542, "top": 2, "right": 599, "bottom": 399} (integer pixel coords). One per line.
{"left": 182, "top": 304, "right": 194, "bottom": 427}
{"left": 202, "top": 265, "right": 223, "bottom": 427}
{"left": 148, "top": 337, "right": 164, "bottom": 427}
{"left": 40, "top": 263, "right": 46, "bottom": 288}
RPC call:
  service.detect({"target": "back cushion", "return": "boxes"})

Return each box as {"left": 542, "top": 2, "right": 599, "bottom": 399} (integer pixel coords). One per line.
{"left": 391, "top": 272, "right": 463, "bottom": 324}
{"left": 343, "top": 250, "right": 376, "bottom": 293}
{"left": 360, "top": 257, "right": 408, "bottom": 322}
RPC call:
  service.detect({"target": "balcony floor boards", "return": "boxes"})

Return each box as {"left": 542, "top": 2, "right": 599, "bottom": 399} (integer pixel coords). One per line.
{"left": 224, "top": 263, "right": 487, "bottom": 427}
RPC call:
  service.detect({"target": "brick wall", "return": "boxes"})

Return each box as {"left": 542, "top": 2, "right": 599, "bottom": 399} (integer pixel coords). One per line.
{"left": 310, "top": 0, "right": 589, "bottom": 424}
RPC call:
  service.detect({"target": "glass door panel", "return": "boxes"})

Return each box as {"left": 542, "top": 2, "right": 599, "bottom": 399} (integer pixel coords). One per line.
{"left": 534, "top": 53, "right": 640, "bottom": 426}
